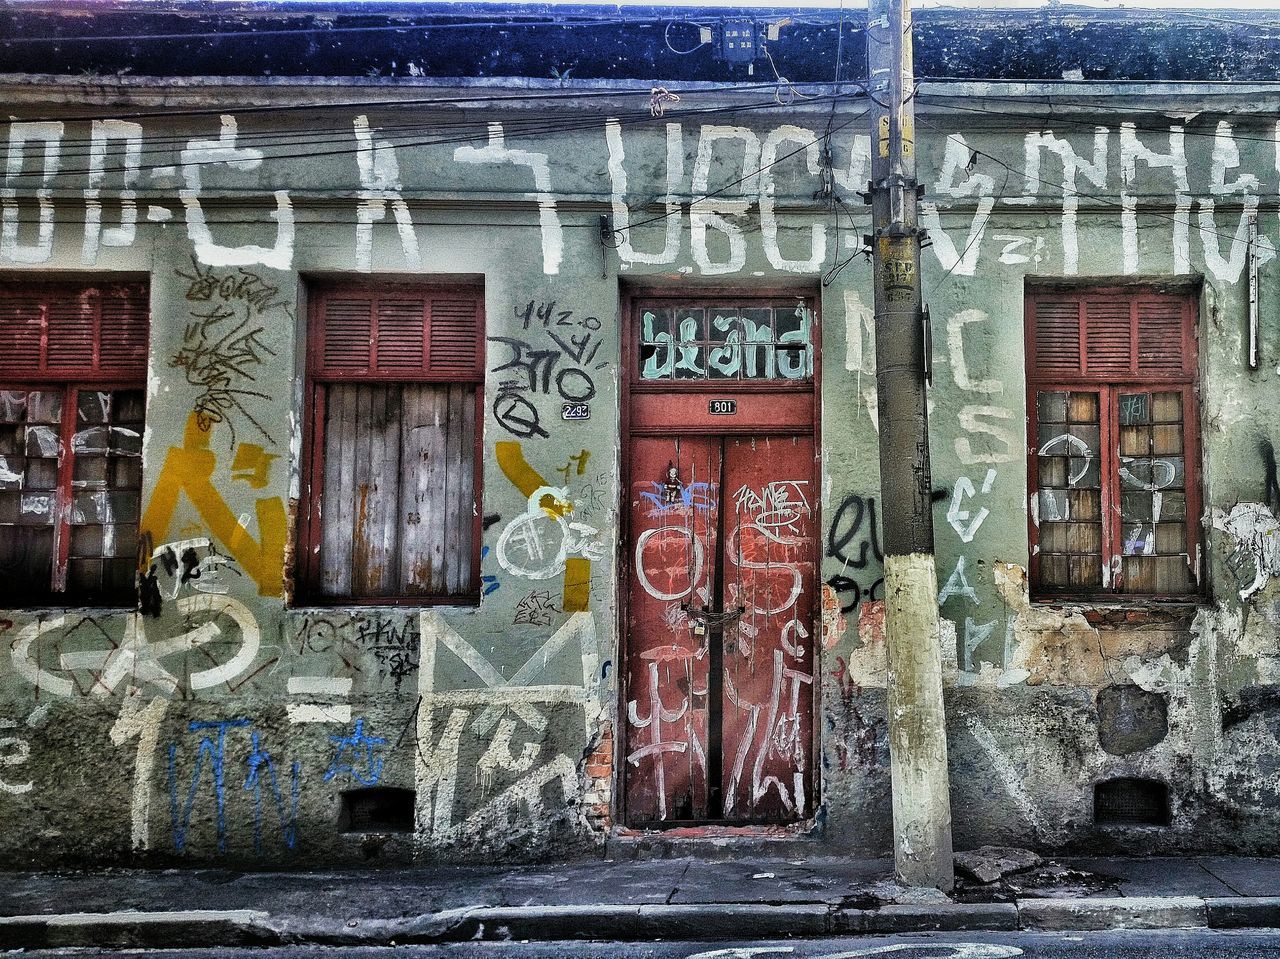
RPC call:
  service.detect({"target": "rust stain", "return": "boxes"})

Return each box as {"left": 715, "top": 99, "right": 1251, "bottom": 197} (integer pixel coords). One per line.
{"left": 821, "top": 582, "right": 847, "bottom": 650}
{"left": 352, "top": 482, "right": 371, "bottom": 578}
{"left": 857, "top": 599, "right": 886, "bottom": 648}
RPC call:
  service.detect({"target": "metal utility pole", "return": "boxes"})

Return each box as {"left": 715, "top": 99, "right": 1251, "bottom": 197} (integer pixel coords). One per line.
{"left": 866, "top": 0, "right": 955, "bottom": 892}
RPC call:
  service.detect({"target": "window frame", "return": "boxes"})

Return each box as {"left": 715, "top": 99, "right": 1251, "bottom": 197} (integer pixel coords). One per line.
{"left": 0, "top": 278, "right": 149, "bottom": 609}
{"left": 1024, "top": 284, "right": 1204, "bottom": 602}
{"left": 629, "top": 292, "right": 818, "bottom": 393}
{"left": 298, "top": 280, "right": 485, "bottom": 607}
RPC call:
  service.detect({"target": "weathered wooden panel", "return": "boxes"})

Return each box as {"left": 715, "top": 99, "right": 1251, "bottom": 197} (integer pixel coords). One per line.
{"left": 319, "top": 382, "right": 475, "bottom": 600}
{"left": 625, "top": 436, "right": 719, "bottom": 824}
{"left": 442, "top": 384, "right": 474, "bottom": 594}
{"left": 401, "top": 384, "right": 447, "bottom": 595}
{"left": 720, "top": 434, "right": 816, "bottom": 823}
{"left": 625, "top": 432, "right": 815, "bottom": 826}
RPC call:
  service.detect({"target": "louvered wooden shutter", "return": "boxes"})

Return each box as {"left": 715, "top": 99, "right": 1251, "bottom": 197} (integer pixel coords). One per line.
{"left": 0, "top": 281, "right": 148, "bottom": 379}
{"left": 315, "top": 289, "right": 482, "bottom": 380}
{"left": 1029, "top": 290, "right": 1191, "bottom": 379}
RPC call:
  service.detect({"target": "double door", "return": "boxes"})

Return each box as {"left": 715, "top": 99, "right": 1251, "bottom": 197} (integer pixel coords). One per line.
{"left": 624, "top": 433, "right": 816, "bottom": 825}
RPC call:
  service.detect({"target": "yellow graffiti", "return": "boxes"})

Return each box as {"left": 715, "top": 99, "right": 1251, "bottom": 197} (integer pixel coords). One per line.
{"left": 562, "top": 557, "right": 591, "bottom": 613}
{"left": 141, "top": 414, "right": 286, "bottom": 597}
{"left": 495, "top": 440, "right": 590, "bottom": 612}
{"left": 495, "top": 440, "right": 572, "bottom": 518}
{"left": 230, "top": 443, "right": 278, "bottom": 489}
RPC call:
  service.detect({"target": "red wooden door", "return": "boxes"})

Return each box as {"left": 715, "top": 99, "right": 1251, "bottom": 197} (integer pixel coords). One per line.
{"left": 624, "top": 434, "right": 815, "bottom": 825}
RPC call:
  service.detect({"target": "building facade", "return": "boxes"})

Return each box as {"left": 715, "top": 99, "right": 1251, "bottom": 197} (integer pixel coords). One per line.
{"left": 2, "top": 3, "right": 1280, "bottom": 867}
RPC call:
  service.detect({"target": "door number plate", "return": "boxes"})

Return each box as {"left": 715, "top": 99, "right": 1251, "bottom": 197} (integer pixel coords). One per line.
{"left": 709, "top": 399, "right": 737, "bottom": 415}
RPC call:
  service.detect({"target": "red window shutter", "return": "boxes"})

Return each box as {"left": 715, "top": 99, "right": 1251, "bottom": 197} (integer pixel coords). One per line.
{"left": 1032, "top": 290, "right": 1191, "bottom": 379}
{"left": 1136, "top": 298, "right": 1187, "bottom": 374}
{"left": 0, "top": 281, "right": 147, "bottom": 379}
{"left": 1032, "top": 299, "right": 1082, "bottom": 375}
{"left": 374, "top": 298, "right": 427, "bottom": 373}
{"left": 98, "top": 286, "right": 150, "bottom": 373}
{"left": 45, "top": 291, "right": 98, "bottom": 371}
{"left": 321, "top": 297, "right": 375, "bottom": 372}
{"left": 313, "top": 287, "right": 482, "bottom": 380}
{"left": 1083, "top": 299, "right": 1133, "bottom": 376}
{"left": 0, "top": 293, "right": 45, "bottom": 373}
{"left": 427, "top": 298, "right": 482, "bottom": 377}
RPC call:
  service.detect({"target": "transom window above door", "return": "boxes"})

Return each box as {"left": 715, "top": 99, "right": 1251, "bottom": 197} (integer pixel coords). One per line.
{"left": 636, "top": 300, "right": 814, "bottom": 382}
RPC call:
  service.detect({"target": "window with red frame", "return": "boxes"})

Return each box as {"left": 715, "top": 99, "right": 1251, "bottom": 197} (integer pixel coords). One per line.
{"left": 301, "top": 284, "right": 483, "bottom": 604}
{"left": 1026, "top": 286, "right": 1201, "bottom": 597}
{"left": 0, "top": 280, "right": 149, "bottom": 607}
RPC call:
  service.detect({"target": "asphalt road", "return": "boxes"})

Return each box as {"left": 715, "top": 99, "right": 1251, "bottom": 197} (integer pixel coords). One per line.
{"left": 12, "top": 930, "right": 1280, "bottom": 958}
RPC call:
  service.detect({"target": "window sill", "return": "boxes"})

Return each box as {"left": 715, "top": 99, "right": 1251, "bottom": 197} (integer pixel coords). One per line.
{"left": 1029, "top": 597, "right": 1203, "bottom": 629}
{"left": 0, "top": 602, "right": 137, "bottom": 615}
{"left": 288, "top": 597, "right": 480, "bottom": 611}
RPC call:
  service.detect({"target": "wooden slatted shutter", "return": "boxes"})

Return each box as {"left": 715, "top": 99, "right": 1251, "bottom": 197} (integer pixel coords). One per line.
{"left": 304, "top": 283, "right": 484, "bottom": 605}
{"left": 1029, "top": 290, "right": 1191, "bottom": 380}
{"left": 315, "top": 288, "right": 482, "bottom": 379}
{"left": 0, "top": 281, "right": 148, "bottom": 379}
{"left": 428, "top": 299, "right": 482, "bottom": 376}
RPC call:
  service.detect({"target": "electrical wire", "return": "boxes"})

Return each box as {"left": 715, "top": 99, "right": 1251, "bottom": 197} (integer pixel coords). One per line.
{"left": 911, "top": 110, "right": 1259, "bottom": 291}
{"left": 926, "top": 155, "right": 1011, "bottom": 297}
{"left": 663, "top": 19, "right": 709, "bottom": 56}
{"left": 0, "top": 16, "right": 637, "bottom": 45}
{"left": 2, "top": 86, "right": 1262, "bottom": 254}
{"left": 0, "top": 92, "right": 859, "bottom": 182}
{"left": 3, "top": 101, "right": 873, "bottom": 237}
{"left": 619, "top": 98, "right": 869, "bottom": 235}
{"left": 761, "top": 44, "right": 813, "bottom": 105}
{"left": 0, "top": 81, "right": 812, "bottom": 128}
{"left": 913, "top": 92, "right": 1280, "bottom": 148}
{"left": 1149, "top": 8, "right": 1280, "bottom": 31}
{"left": 9, "top": 97, "right": 802, "bottom": 163}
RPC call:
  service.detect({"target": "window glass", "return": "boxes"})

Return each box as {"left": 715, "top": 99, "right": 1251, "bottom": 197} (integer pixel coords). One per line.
{"left": 1027, "top": 289, "right": 1198, "bottom": 598}
{"left": 0, "top": 281, "right": 148, "bottom": 607}
{"left": 638, "top": 301, "right": 813, "bottom": 382}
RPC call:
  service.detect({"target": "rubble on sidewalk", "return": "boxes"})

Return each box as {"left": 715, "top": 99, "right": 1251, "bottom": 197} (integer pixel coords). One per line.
{"left": 953, "top": 847, "right": 1119, "bottom": 903}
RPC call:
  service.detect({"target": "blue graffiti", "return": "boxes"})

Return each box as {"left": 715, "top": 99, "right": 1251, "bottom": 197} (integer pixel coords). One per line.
{"left": 639, "top": 480, "right": 717, "bottom": 513}
{"left": 481, "top": 545, "right": 500, "bottom": 595}
{"left": 168, "top": 719, "right": 249, "bottom": 854}
{"left": 168, "top": 719, "right": 300, "bottom": 855}
{"left": 244, "top": 731, "right": 301, "bottom": 853}
{"left": 324, "top": 718, "right": 387, "bottom": 786}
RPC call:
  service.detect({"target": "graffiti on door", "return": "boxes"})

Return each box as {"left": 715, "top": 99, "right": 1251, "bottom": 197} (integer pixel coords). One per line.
{"left": 625, "top": 435, "right": 815, "bottom": 824}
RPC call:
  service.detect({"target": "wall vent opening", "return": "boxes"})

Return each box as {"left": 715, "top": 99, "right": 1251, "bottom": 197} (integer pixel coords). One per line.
{"left": 339, "top": 787, "right": 415, "bottom": 833}
{"left": 1094, "top": 777, "right": 1170, "bottom": 827}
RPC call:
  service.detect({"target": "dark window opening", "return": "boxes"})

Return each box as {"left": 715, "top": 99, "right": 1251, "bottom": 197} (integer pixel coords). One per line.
{"left": 1025, "top": 286, "right": 1202, "bottom": 599}
{"left": 339, "top": 786, "right": 415, "bottom": 833}
{"left": 0, "top": 281, "right": 149, "bottom": 607}
{"left": 1094, "top": 777, "right": 1170, "bottom": 826}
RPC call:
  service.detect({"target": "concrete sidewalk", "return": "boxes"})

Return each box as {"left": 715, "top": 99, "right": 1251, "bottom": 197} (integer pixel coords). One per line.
{"left": 3, "top": 855, "right": 1280, "bottom": 949}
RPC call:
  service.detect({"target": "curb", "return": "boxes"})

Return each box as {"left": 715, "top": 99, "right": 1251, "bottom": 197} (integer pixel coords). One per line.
{"left": 0, "top": 910, "right": 276, "bottom": 950}
{"left": 1017, "top": 896, "right": 1206, "bottom": 931}
{"left": 854, "top": 902, "right": 1020, "bottom": 933}
{"left": 8, "top": 895, "right": 1280, "bottom": 948}
{"left": 1206, "top": 896, "right": 1280, "bottom": 929}
{"left": 435, "top": 904, "right": 833, "bottom": 943}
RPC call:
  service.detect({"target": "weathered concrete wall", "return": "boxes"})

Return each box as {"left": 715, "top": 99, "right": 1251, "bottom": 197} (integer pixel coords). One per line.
{"left": 1, "top": 80, "right": 1279, "bottom": 866}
